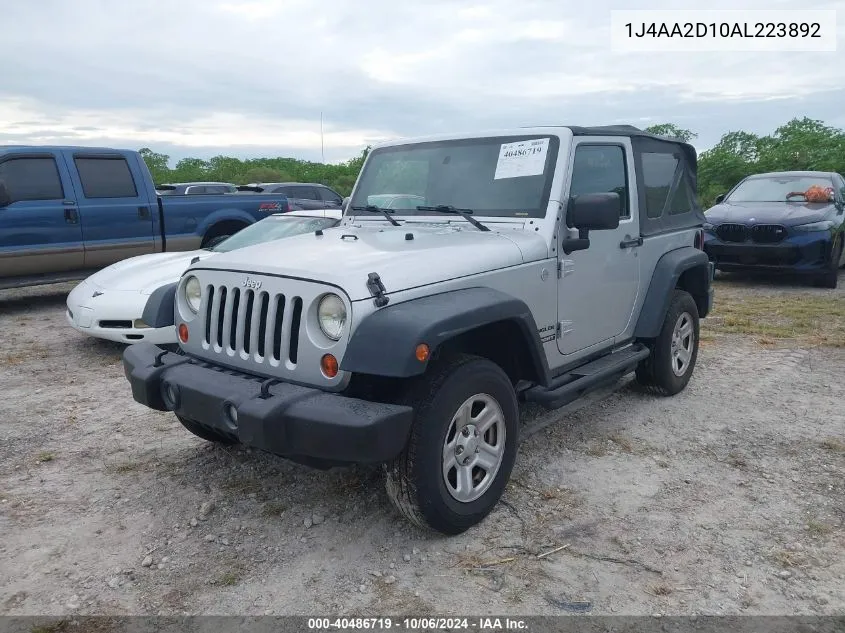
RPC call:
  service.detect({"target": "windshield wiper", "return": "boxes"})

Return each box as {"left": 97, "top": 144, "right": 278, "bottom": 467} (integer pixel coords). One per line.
{"left": 350, "top": 205, "right": 401, "bottom": 227}
{"left": 416, "top": 205, "right": 489, "bottom": 232}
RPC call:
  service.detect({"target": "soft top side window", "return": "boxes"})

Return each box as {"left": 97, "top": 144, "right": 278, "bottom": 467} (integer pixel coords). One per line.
{"left": 640, "top": 153, "right": 680, "bottom": 219}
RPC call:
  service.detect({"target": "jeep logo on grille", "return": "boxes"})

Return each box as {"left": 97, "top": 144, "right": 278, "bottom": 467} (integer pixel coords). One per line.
{"left": 242, "top": 277, "right": 262, "bottom": 290}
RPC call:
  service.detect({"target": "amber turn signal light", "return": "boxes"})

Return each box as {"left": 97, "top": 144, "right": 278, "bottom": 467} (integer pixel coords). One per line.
{"left": 321, "top": 354, "right": 339, "bottom": 378}
{"left": 178, "top": 323, "right": 189, "bottom": 343}
{"left": 415, "top": 343, "right": 430, "bottom": 362}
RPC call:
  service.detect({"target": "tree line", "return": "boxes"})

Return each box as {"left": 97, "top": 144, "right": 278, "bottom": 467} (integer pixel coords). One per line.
{"left": 139, "top": 117, "right": 845, "bottom": 208}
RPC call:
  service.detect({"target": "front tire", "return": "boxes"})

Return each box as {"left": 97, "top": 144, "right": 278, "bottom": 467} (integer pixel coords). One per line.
{"left": 176, "top": 414, "right": 238, "bottom": 445}
{"left": 636, "top": 289, "right": 700, "bottom": 396}
{"left": 815, "top": 238, "right": 841, "bottom": 289}
{"left": 385, "top": 355, "right": 518, "bottom": 535}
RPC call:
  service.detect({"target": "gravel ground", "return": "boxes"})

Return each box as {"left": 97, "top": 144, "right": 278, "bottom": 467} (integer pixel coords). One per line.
{"left": 0, "top": 273, "right": 843, "bottom": 616}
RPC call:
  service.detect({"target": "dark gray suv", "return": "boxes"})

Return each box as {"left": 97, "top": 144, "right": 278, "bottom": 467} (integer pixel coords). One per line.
{"left": 249, "top": 182, "right": 344, "bottom": 210}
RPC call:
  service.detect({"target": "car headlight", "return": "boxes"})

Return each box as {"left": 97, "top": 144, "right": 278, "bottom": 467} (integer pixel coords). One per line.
{"left": 702, "top": 222, "right": 715, "bottom": 232}
{"left": 793, "top": 220, "right": 835, "bottom": 233}
{"left": 318, "top": 293, "right": 347, "bottom": 341}
{"left": 184, "top": 275, "right": 202, "bottom": 313}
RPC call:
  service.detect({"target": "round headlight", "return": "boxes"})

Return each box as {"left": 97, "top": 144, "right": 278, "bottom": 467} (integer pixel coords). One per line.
{"left": 184, "top": 276, "right": 202, "bottom": 313}
{"left": 318, "top": 293, "right": 346, "bottom": 341}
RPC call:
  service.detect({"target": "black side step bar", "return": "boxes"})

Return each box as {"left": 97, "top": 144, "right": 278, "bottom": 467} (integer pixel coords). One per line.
{"left": 524, "top": 343, "right": 650, "bottom": 409}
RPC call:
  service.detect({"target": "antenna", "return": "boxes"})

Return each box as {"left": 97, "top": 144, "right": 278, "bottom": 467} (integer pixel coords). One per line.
{"left": 320, "top": 112, "right": 325, "bottom": 163}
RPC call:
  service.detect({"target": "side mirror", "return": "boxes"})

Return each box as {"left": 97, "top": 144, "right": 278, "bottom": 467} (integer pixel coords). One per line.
{"left": 714, "top": 193, "right": 726, "bottom": 204}
{"left": 0, "top": 181, "right": 12, "bottom": 207}
{"left": 341, "top": 196, "right": 350, "bottom": 212}
{"left": 567, "top": 192, "right": 621, "bottom": 231}
{"left": 562, "top": 192, "right": 621, "bottom": 254}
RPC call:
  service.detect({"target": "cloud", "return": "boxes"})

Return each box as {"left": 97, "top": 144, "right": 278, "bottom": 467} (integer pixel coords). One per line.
{"left": 1, "top": 0, "right": 844, "bottom": 163}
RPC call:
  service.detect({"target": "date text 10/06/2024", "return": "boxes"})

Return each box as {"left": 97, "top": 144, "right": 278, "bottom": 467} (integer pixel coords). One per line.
{"left": 307, "top": 618, "right": 529, "bottom": 631}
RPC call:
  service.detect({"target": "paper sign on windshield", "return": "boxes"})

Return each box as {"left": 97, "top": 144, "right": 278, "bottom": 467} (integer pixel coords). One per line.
{"left": 494, "top": 138, "right": 550, "bottom": 180}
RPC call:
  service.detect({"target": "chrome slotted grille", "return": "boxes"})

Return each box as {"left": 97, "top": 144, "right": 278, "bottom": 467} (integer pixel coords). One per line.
{"left": 202, "top": 283, "right": 303, "bottom": 367}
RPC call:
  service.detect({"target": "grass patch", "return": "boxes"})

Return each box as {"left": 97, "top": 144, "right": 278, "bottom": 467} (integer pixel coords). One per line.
{"left": 221, "top": 478, "right": 263, "bottom": 496}
{"left": 608, "top": 433, "right": 635, "bottom": 453}
{"left": 105, "top": 460, "right": 145, "bottom": 474}
{"left": 705, "top": 291, "right": 845, "bottom": 347}
{"left": 1, "top": 353, "right": 27, "bottom": 366}
{"left": 218, "top": 570, "right": 241, "bottom": 586}
{"left": 36, "top": 452, "right": 55, "bottom": 463}
{"left": 261, "top": 501, "right": 287, "bottom": 517}
{"left": 806, "top": 519, "right": 833, "bottom": 537}
{"left": 648, "top": 583, "right": 673, "bottom": 596}
{"left": 771, "top": 549, "right": 804, "bottom": 568}
{"left": 585, "top": 441, "right": 608, "bottom": 457}
{"left": 820, "top": 438, "right": 845, "bottom": 453}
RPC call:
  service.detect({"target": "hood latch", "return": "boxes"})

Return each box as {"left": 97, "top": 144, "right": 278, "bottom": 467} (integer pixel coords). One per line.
{"left": 366, "top": 272, "right": 390, "bottom": 308}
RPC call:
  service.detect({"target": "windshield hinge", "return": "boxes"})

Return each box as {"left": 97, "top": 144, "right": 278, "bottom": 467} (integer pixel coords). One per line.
{"left": 558, "top": 259, "right": 575, "bottom": 278}
{"left": 366, "top": 272, "right": 390, "bottom": 308}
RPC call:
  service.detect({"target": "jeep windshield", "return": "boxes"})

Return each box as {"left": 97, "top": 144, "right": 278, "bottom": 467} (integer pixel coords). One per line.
{"left": 349, "top": 135, "right": 560, "bottom": 219}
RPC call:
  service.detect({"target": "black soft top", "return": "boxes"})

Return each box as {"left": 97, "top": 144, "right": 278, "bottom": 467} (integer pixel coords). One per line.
{"left": 566, "top": 125, "right": 704, "bottom": 237}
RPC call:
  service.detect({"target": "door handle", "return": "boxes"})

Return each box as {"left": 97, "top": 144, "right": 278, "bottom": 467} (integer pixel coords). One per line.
{"left": 138, "top": 206, "right": 150, "bottom": 219}
{"left": 620, "top": 236, "right": 643, "bottom": 249}
{"left": 62, "top": 200, "right": 76, "bottom": 206}
{"left": 64, "top": 208, "right": 79, "bottom": 224}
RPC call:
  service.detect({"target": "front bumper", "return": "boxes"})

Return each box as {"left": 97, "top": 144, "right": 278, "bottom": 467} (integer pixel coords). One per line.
{"left": 703, "top": 232, "right": 832, "bottom": 273}
{"left": 66, "top": 281, "right": 176, "bottom": 345}
{"left": 122, "top": 342, "right": 414, "bottom": 464}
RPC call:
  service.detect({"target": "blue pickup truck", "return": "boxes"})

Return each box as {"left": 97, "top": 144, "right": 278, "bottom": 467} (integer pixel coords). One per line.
{"left": 0, "top": 146, "right": 291, "bottom": 289}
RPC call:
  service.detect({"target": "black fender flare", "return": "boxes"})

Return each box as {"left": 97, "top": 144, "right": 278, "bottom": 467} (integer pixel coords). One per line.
{"left": 340, "top": 287, "right": 551, "bottom": 384}
{"left": 141, "top": 282, "right": 178, "bottom": 329}
{"left": 634, "top": 246, "right": 712, "bottom": 339}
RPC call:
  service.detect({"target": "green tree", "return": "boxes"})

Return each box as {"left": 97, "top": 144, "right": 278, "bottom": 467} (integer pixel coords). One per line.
{"left": 135, "top": 118, "right": 845, "bottom": 211}
{"left": 138, "top": 148, "right": 170, "bottom": 184}
{"left": 644, "top": 124, "right": 697, "bottom": 143}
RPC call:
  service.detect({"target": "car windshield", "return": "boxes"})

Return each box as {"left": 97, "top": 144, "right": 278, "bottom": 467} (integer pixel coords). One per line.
{"left": 210, "top": 216, "right": 338, "bottom": 253}
{"left": 349, "top": 135, "right": 559, "bottom": 218}
{"left": 727, "top": 176, "right": 834, "bottom": 202}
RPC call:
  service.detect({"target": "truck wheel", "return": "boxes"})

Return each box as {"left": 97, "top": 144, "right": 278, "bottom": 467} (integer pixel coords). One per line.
{"left": 176, "top": 414, "right": 238, "bottom": 446}
{"left": 385, "top": 354, "right": 518, "bottom": 535}
{"left": 636, "top": 289, "right": 700, "bottom": 396}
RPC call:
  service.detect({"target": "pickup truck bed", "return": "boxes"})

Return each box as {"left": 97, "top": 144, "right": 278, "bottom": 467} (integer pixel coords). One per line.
{"left": 0, "top": 146, "right": 290, "bottom": 290}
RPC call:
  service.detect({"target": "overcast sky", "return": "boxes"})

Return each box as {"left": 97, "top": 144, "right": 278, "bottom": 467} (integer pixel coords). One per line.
{"left": 2, "top": 0, "right": 844, "bottom": 165}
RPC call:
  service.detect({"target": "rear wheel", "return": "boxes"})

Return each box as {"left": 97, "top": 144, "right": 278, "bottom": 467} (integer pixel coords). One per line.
{"left": 385, "top": 355, "right": 518, "bottom": 535}
{"left": 636, "top": 289, "right": 700, "bottom": 396}
{"left": 176, "top": 414, "right": 238, "bottom": 445}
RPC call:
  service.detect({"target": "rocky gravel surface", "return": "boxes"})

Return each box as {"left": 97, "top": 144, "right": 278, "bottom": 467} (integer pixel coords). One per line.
{"left": 0, "top": 276, "right": 843, "bottom": 616}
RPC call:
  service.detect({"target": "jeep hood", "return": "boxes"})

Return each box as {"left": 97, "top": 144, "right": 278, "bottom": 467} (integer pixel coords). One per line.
{"left": 193, "top": 222, "right": 549, "bottom": 301}
{"left": 705, "top": 201, "right": 835, "bottom": 227}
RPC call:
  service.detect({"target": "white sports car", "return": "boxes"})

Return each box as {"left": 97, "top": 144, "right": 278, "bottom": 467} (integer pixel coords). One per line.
{"left": 66, "top": 209, "right": 343, "bottom": 345}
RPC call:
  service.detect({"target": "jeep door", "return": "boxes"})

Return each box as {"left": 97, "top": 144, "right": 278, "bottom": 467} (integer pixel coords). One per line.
{"left": 557, "top": 140, "right": 641, "bottom": 355}
{"left": 0, "top": 150, "right": 85, "bottom": 280}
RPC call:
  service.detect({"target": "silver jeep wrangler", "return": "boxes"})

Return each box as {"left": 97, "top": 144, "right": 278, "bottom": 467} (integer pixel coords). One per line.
{"left": 124, "top": 125, "right": 714, "bottom": 535}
